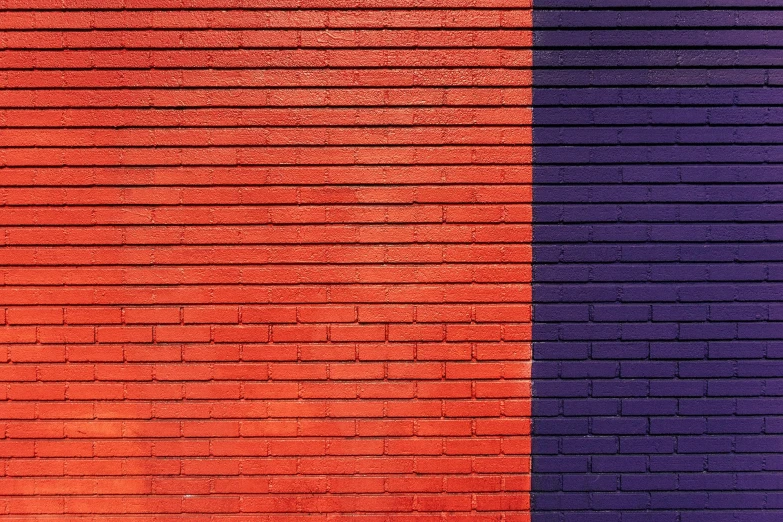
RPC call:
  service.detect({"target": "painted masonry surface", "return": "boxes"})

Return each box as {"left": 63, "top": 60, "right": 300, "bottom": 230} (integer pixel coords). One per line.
{"left": 0, "top": 1, "right": 533, "bottom": 520}
{"left": 0, "top": 0, "right": 781, "bottom": 521}
{"left": 532, "top": 1, "right": 783, "bottom": 521}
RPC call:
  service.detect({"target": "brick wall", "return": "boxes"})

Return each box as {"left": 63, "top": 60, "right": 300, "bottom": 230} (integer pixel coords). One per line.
{"left": 0, "top": 1, "right": 532, "bottom": 519}
{"left": 532, "top": 2, "right": 783, "bottom": 521}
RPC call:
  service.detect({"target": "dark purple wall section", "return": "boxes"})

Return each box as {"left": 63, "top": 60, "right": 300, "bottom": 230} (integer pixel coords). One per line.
{"left": 532, "top": 2, "right": 783, "bottom": 521}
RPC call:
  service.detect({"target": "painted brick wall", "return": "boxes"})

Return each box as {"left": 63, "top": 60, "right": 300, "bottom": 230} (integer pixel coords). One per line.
{"left": 0, "top": 1, "right": 532, "bottom": 519}
{"left": 532, "top": 2, "right": 783, "bottom": 521}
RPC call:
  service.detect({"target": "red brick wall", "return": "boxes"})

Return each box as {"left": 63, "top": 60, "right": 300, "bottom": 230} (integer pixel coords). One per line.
{"left": 0, "top": 1, "right": 532, "bottom": 519}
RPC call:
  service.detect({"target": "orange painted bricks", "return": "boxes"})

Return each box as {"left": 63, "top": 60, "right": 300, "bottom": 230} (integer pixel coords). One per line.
{"left": 0, "top": 0, "right": 532, "bottom": 519}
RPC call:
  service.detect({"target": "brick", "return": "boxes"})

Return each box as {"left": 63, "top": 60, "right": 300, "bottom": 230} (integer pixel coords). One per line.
{"left": 124, "top": 307, "right": 180, "bottom": 324}
{"left": 330, "top": 324, "right": 386, "bottom": 342}
{"left": 417, "top": 420, "right": 472, "bottom": 436}
{"left": 66, "top": 307, "right": 122, "bottom": 324}
{"left": 388, "top": 324, "right": 444, "bottom": 342}
{"left": 269, "top": 439, "right": 326, "bottom": 456}
{"left": 0, "top": 442, "right": 36, "bottom": 458}
{"left": 329, "top": 363, "right": 384, "bottom": 380}
{"left": 447, "top": 324, "right": 502, "bottom": 341}
{"left": 124, "top": 421, "right": 180, "bottom": 438}
{"left": 300, "top": 382, "right": 357, "bottom": 399}
{"left": 213, "top": 477, "right": 269, "bottom": 493}
{"left": 7, "top": 307, "right": 63, "bottom": 325}
{"left": 329, "top": 477, "right": 385, "bottom": 493}
{"left": 475, "top": 305, "right": 531, "bottom": 323}
{"left": 300, "top": 343, "right": 355, "bottom": 361}
{"left": 242, "top": 306, "right": 296, "bottom": 324}
{"left": 184, "top": 306, "right": 239, "bottom": 324}
{"left": 67, "top": 344, "right": 124, "bottom": 362}
{"left": 7, "top": 383, "right": 66, "bottom": 401}
{"left": 212, "top": 362, "right": 268, "bottom": 380}
{"left": 358, "top": 343, "right": 415, "bottom": 361}
{"left": 359, "top": 382, "right": 415, "bottom": 399}
{"left": 155, "top": 325, "right": 211, "bottom": 343}
{"left": 272, "top": 325, "right": 328, "bottom": 343}
{"left": 154, "top": 363, "right": 212, "bottom": 381}
{"left": 95, "top": 402, "right": 152, "bottom": 419}
{"left": 213, "top": 326, "right": 269, "bottom": 343}
{"left": 125, "top": 345, "right": 181, "bottom": 362}
{"left": 0, "top": 365, "right": 37, "bottom": 382}
{"left": 417, "top": 305, "right": 472, "bottom": 323}
{"left": 96, "top": 327, "right": 153, "bottom": 343}
{"left": 38, "top": 363, "right": 95, "bottom": 381}
{"left": 358, "top": 305, "right": 414, "bottom": 323}
{"left": 38, "top": 403, "right": 93, "bottom": 419}
{"left": 152, "top": 478, "right": 210, "bottom": 494}
{"left": 299, "top": 305, "right": 355, "bottom": 323}
{"left": 387, "top": 439, "right": 443, "bottom": 456}
{"left": 386, "top": 401, "right": 442, "bottom": 418}
{"left": 7, "top": 421, "right": 64, "bottom": 439}
{"left": 36, "top": 441, "right": 94, "bottom": 458}
{"left": 95, "top": 363, "right": 152, "bottom": 381}
{"left": 418, "top": 382, "right": 471, "bottom": 398}
{"left": 417, "top": 343, "right": 472, "bottom": 361}
{"left": 387, "top": 362, "right": 443, "bottom": 380}
{"left": 64, "top": 421, "right": 123, "bottom": 439}
{"left": 65, "top": 381, "right": 124, "bottom": 399}
{"left": 183, "top": 459, "right": 240, "bottom": 476}
{"left": 269, "top": 363, "right": 327, "bottom": 381}
{"left": 38, "top": 326, "right": 95, "bottom": 344}
{"left": 125, "top": 383, "right": 182, "bottom": 400}
{"left": 244, "top": 382, "right": 299, "bottom": 399}
{"left": 242, "top": 343, "right": 297, "bottom": 361}
{"left": 0, "top": 327, "right": 37, "bottom": 343}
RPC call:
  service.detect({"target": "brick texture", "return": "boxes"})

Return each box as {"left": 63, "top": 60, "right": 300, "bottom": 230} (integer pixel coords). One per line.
{"left": 532, "top": 2, "right": 783, "bottom": 521}
{"left": 0, "top": 1, "right": 532, "bottom": 519}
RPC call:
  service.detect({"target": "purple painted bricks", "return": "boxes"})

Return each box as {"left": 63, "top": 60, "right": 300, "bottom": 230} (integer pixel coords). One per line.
{"left": 532, "top": 1, "right": 783, "bottom": 518}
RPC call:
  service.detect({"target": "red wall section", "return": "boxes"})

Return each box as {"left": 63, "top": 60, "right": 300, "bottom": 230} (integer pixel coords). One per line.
{"left": 0, "top": 1, "right": 532, "bottom": 519}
